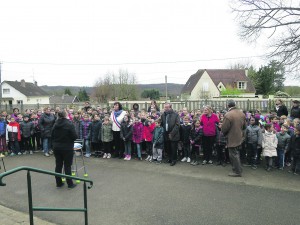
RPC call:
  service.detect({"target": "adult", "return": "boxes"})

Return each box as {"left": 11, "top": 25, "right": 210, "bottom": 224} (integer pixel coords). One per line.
{"left": 161, "top": 103, "right": 180, "bottom": 166}
{"left": 221, "top": 100, "right": 247, "bottom": 177}
{"left": 200, "top": 106, "right": 219, "bottom": 165}
{"left": 110, "top": 102, "right": 127, "bottom": 158}
{"left": 147, "top": 100, "right": 160, "bottom": 113}
{"left": 290, "top": 100, "right": 300, "bottom": 120}
{"left": 83, "top": 101, "right": 92, "bottom": 113}
{"left": 51, "top": 111, "right": 77, "bottom": 189}
{"left": 39, "top": 107, "right": 55, "bottom": 157}
{"left": 132, "top": 103, "right": 140, "bottom": 117}
{"left": 274, "top": 99, "right": 288, "bottom": 117}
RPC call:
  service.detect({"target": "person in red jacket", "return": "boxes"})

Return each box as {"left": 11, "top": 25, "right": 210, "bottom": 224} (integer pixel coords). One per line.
{"left": 6, "top": 117, "right": 21, "bottom": 156}
{"left": 200, "top": 106, "right": 219, "bottom": 165}
{"left": 143, "top": 116, "right": 156, "bottom": 162}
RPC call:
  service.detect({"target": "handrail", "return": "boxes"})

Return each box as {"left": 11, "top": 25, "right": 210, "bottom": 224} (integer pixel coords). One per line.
{"left": 0, "top": 166, "right": 93, "bottom": 225}
{"left": 0, "top": 166, "right": 93, "bottom": 188}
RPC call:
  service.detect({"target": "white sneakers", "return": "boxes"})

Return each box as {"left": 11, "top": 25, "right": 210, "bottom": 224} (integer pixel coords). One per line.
{"left": 181, "top": 157, "right": 191, "bottom": 163}
{"left": 103, "top": 153, "right": 107, "bottom": 159}
{"left": 145, "top": 155, "right": 151, "bottom": 161}
{"left": 84, "top": 154, "right": 91, "bottom": 158}
{"left": 107, "top": 153, "right": 111, "bottom": 159}
{"left": 44, "top": 153, "right": 50, "bottom": 157}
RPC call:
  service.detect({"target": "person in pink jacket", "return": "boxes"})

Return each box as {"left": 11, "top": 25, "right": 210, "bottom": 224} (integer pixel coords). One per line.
{"left": 132, "top": 117, "right": 144, "bottom": 160}
{"left": 200, "top": 105, "right": 219, "bottom": 165}
{"left": 143, "top": 116, "right": 156, "bottom": 162}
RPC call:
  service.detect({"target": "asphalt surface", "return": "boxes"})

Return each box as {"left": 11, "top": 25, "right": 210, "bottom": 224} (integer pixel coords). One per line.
{"left": 0, "top": 152, "right": 299, "bottom": 225}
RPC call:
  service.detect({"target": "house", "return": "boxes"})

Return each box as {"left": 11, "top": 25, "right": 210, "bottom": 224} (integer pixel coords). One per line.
{"left": 1, "top": 79, "right": 50, "bottom": 105}
{"left": 49, "top": 95, "right": 80, "bottom": 104}
{"left": 181, "top": 69, "right": 256, "bottom": 100}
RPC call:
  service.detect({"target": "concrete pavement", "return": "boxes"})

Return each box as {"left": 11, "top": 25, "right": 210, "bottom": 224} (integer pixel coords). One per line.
{"left": 0, "top": 152, "right": 299, "bottom": 225}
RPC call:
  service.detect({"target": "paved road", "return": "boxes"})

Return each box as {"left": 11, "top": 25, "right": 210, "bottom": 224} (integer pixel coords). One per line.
{"left": 0, "top": 153, "right": 299, "bottom": 225}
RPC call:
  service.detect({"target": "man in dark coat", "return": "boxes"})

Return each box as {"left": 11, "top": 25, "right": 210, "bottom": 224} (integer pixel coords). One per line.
{"left": 222, "top": 100, "right": 247, "bottom": 177}
{"left": 51, "top": 111, "right": 78, "bottom": 189}
{"left": 161, "top": 103, "right": 180, "bottom": 166}
{"left": 290, "top": 100, "right": 300, "bottom": 120}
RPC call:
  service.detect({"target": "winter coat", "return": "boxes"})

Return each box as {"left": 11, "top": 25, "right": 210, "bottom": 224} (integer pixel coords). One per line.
{"left": 200, "top": 113, "right": 219, "bottom": 136}
{"left": 101, "top": 122, "right": 113, "bottom": 142}
{"left": 262, "top": 131, "right": 278, "bottom": 157}
{"left": 276, "top": 132, "right": 290, "bottom": 151}
{"left": 120, "top": 121, "right": 133, "bottom": 141}
{"left": 221, "top": 107, "right": 247, "bottom": 148}
{"left": 39, "top": 113, "right": 55, "bottom": 138}
{"left": 180, "top": 123, "right": 192, "bottom": 144}
{"left": 143, "top": 122, "right": 155, "bottom": 142}
{"left": 161, "top": 109, "right": 180, "bottom": 141}
{"left": 152, "top": 126, "right": 164, "bottom": 149}
{"left": 81, "top": 120, "right": 91, "bottom": 140}
{"left": 110, "top": 110, "right": 127, "bottom": 132}
{"left": 6, "top": 121, "right": 21, "bottom": 141}
{"left": 31, "top": 118, "right": 41, "bottom": 133}
{"left": 287, "top": 134, "right": 300, "bottom": 157}
{"left": 51, "top": 118, "right": 77, "bottom": 151}
{"left": 132, "top": 122, "right": 144, "bottom": 144}
{"left": 189, "top": 126, "right": 203, "bottom": 146}
{"left": 72, "top": 118, "right": 82, "bottom": 139}
{"left": 275, "top": 105, "right": 288, "bottom": 117}
{"left": 290, "top": 106, "right": 300, "bottom": 120}
{"left": 245, "top": 125, "right": 263, "bottom": 145}
{"left": 0, "top": 119, "right": 7, "bottom": 137}
{"left": 272, "top": 122, "right": 281, "bottom": 133}
{"left": 216, "top": 127, "right": 227, "bottom": 146}
{"left": 90, "top": 120, "right": 102, "bottom": 143}
{"left": 20, "top": 121, "right": 34, "bottom": 138}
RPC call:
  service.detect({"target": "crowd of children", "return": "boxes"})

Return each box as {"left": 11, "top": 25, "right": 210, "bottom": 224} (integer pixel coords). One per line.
{"left": 0, "top": 101, "right": 299, "bottom": 176}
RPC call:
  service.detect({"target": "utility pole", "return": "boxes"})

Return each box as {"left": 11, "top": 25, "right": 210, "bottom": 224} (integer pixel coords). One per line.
{"left": 0, "top": 61, "right": 2, "bottom": 109}
{"left": 165, "top": 75, "right": 168, "bottom": 102}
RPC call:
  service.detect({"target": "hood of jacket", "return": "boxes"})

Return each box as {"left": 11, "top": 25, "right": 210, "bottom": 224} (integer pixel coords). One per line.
{"left": 53, "top": 118, "right": 70, "bottom": 129}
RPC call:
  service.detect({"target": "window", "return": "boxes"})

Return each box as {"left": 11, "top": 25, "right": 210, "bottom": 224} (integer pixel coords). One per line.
{"left": 238, "top": 82, "right": 246, "bottom": 90}
{"left": 3, "top": 89, "right": 10, "bottom": 94}
{"left": 17, "top": 100, "right": 23, "bottom": 104}
{"left": 202, "top": 82, "right": 209, "bottom": 91}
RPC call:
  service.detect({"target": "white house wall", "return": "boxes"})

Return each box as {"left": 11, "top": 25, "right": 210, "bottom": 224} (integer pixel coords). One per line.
{"left": 1, "top": 82, "right": 50, "bottom": 105}
{"left": 190, "top": 71, "right": 220, "bottom": 100}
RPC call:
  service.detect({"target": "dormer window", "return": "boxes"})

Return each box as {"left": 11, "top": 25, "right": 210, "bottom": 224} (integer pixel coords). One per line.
{"left": 238, "top": 81, "right": 246, "bottom": 90}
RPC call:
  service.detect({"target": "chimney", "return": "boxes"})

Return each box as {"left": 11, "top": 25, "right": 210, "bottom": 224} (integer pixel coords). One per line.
{"left": 245, "top": 69, "right": 248, "bottom": 77}
{"left": 34, "top": 81, "right": 38, "bottom": 86}
{"left": 20, "top": 79, "right": 26, "bottom": 87}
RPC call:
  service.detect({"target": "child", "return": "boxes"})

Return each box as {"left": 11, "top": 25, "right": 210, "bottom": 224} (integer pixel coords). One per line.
{"left": 152, "top": 119, "right": 164, "bottom": 164}
{"left": 20, "top": 115, "right": 34, "bottom": 154}
{"left": 270, "top": 115, "right": 281, "bottom": 132}
{"left": 6, "top": 117, "right": 21, "bottom": 156}
{"left": 276, "top": 124, "right": 290, "bottom": 170}
{"left": 72, "top": 112, "right": 82, "bottom": 139}
{"left": 31, "top": 113, "right": 42, "bottom": 151}
{"left": 101, "top": 116, "right": 113, "bottom": 159}
{"left": 90, "top": 114, "right": 102, "bottom": 157}
{"left": 262, "top": 124, "right": 278, "bottom": 171}
{"left": 287, "top": 125, "right": 300, "bottom": 175}
{"left": 245, "top": 117, "right": 263, "bottom": 169}
{"left": 81, "top": 114, "right": 91, "bottom": 157}
{"left": 143, "top": 116, "right": 155, "bottom": 162}
{"left": 215, "top": 120, "right": 227, "bottom": 166}
{"left": 189, "top": 119, "right": 203, "bottom": 166}
{"left": 132, "top": 117, "right": 143, "bottom": 160}
{"left": 180, "top": 116, "right": 192, "bottom": 163}
{"left": 120, "top": 114, "right": 133, "bottom": 160}
{"left": 0, "top": 114, "right": 7, "bottom": 156}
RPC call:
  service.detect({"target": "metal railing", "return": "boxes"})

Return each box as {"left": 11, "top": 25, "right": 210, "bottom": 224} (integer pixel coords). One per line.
{"left": 0, "top": 166, "right": 93, "bottom": 225}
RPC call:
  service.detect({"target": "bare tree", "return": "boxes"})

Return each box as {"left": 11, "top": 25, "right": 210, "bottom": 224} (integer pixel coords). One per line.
{"left": 231, "top": 0, "right": 300, "bottom": 74}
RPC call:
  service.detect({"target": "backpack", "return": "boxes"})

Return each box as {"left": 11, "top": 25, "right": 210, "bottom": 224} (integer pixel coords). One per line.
{"left": 0, "top": 121, "right": 6, "bottom": 136}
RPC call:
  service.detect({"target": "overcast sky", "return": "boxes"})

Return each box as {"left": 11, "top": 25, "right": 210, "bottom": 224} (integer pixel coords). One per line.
{"left": 0, "top": 0, "right": 296, "bottom": 87}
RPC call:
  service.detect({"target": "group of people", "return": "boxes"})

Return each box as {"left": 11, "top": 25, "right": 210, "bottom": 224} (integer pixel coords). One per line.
{"left": 1, "top": 98, "right": 300, "bottom": 180}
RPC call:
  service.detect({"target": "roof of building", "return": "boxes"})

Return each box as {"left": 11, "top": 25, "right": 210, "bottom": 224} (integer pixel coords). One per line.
{"left": 181, "top": 69, "right": 256, "bottom": 94}
{"left": 4, "top": 80, "right": 49, "bottom": 96}
{"left": 49, "top": 95, "right": 80, "bottom": 104}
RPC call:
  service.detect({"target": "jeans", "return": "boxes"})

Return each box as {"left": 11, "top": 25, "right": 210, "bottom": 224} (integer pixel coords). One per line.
{"left": 135, "top": 143, "right": 141, "bottom": 158}
{"left": 124, "top": 141, "right": 131, "bottom": 155}
{"left": 10, "top": 140, "right": 20, "bottom": 154}
{"left": 277, "top": 148, "right": 285, "bottom": 168}
{"left": 152, "top": 144, "right": 163, "bottom": 162}
{"left": 43, "top": 138, "right": 50, "bottom": 154}
{"left": 182, "top": 143, "right": 191, "bottom": 158}
{"left": 84, "top": 139, "right": 90, "bottom": 155}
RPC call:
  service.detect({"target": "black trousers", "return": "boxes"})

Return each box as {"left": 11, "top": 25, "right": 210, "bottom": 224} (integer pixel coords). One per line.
{"left": 165, "top": 140, "right": 178, "bottom": 162}
{"left": 113, "top": 131, "right": 123, "bottom": 156}
{"left": 54, "top": 150, "right": 74, "bottom": 186}
{"left": 203, "top": 136, "right": 216, "bottom": 161}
